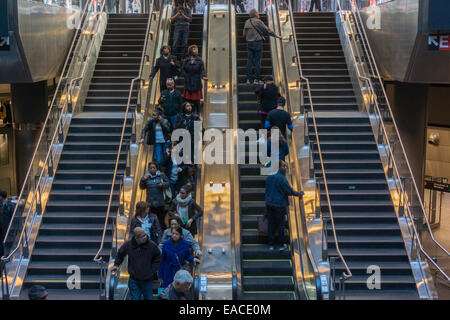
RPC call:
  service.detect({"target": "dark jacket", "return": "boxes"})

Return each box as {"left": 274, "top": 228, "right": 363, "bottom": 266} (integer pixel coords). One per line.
{"left": 171, "top": 6, "right": 192, "bottom": 27}
{"left": 142, "top": 118, "right": 171, "bottom": 146}
{"left": 1, "top": 199, "right": 14, "bottom": 234}
{"left": 150, "top": 54, "right": 180, "bottom": 84}
{"left": 130, "top": 214, "right": 162, "bottom": 244}
{"left": 175, "top": 113, "right": 201, "bottom": 137}
{"left": 182, "top": 56, "right": 206, "bottom": 92}
{"left": 158, "top": 282, "right": 193, "bottom": 300}
{"left": 243, "top": 17, "right": 277, "bottom": 42}
{"left": 139, "top": 171, "right": 170, "bottom": 208}
{"left": 115, "top": 237, "right": 161, "bottom": 281}
{"left": 159, "top": 238, "right": 194, "bottom": 288}
{"left": 265, "top": 171, "right": 302, "bottom": 207}
{"left": 168, "top": 197, "right": 203, "bottom": 235}
{"left": 255, "top": 83, "right": 279, "bottom": 114}
{"left": 158, "top": 89, "right": 183, "bottom": 116}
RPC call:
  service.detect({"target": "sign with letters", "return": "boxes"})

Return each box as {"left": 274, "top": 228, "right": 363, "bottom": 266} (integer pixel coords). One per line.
{"left": 428, "top": 35, "right": 450, "bottom": 51}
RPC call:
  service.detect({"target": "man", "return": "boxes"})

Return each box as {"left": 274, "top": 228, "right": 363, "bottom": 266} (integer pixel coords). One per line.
{"left": 265, "top": 161, "right": 304, "bottom": 251}
{"left": 28, "top": 285, "right": 48, "bottom": 300}
{"left": 265, "top": 96, "right": 293, "bottom": 138}
{"left": 171, "top": 1, "right": 192, "bottom": 61}
{"left": 255, "top": 75, "right": 279, "bottom": 128}
{"left": 113, "top": 227, "right": 161, "bottom": 300}
{"left": 243, "top": 9, "right": 281, "bottom": 84}
{"left": 309, "top": 0, "right": 322, "bottom": 12}
{"left": 159, "top": 78, "right": 183, "bottom": 129}
{"left": 158, "top": 269, "right": 193, "bottom": 300}
{"left": 150, "top": 45, "right": 179, "bottom": 92}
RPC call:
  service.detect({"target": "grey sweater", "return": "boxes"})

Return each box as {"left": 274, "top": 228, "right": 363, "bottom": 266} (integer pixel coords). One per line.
{"left": 243, "top": 17, "right": 277, "bottom": 42}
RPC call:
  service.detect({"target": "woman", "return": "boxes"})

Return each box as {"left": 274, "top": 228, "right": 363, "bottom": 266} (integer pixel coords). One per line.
{"left": 158, "top": 226, "right": 200, "bottom": 288}
{"left": 159, "top": 217, "right": 201, "bottom": 256}
{"left": 139, "top": 162, "right": 170, "bottom": 229}
{"left": 130, "top": 201, "right": 162, "bottom": 244}
{"left": 149, "top": 45, "right": 180, "bottom": 92}
{"left": 181, "top": 45, "right": 207, "bottom": 114}
{"left": 140, "top": 109, "right": 171, "bottom": 164}
{"left": 169, "top": 186, "right": 203, "bottom": 236}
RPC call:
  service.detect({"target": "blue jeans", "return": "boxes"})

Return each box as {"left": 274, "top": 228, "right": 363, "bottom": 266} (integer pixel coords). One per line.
{"left": 154, "top": 141, "right": 169, "bottom": 164}
{"left": 246, "top": 41, "right": 263, "bottom": 82}
{"left": 164, "top": 114, "right": 179, "bottom": 130}
{"left": 172, "top": 26, "right": 189, "bottom": 59}
{"left": 266, "top": 205, "right": 287, "bottom": 246}
{"left": 128, "top": 278, "right": 154, "bottom": 300}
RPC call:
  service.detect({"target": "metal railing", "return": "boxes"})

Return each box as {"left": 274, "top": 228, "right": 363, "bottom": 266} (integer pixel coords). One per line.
{"left": 93, "top": 0, "right": 161, "bottom": 299}
{"left": 284, "top": 0, "right": 352, "bottom": 299}
{"left": 334, "top": 0, "right": 449, "bottom": 285}
{"left": 0, "top": 0, "right": 111, "bottom": 299}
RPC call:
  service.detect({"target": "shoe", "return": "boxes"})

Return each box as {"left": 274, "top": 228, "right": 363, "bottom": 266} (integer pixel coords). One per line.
{"left": 279, "top": 246, "right": 285, "bottom": 252}
{"left": 269, "top": 246, "right": 274, "bottom": 251}
{"left": 246, "top": 79, "right": 251, "bottom": 84}
{"left": 253, "top": 79, "right": 260, "bottom": 85}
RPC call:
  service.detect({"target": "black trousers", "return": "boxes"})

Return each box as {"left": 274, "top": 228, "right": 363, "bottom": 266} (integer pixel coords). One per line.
{"left": 309, "top": 0, "right": 322, "bottom": 12}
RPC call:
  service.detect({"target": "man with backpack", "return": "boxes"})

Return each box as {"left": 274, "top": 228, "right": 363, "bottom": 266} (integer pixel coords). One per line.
{"left": 243, "top": 9, "right": 281, "bottom": 85}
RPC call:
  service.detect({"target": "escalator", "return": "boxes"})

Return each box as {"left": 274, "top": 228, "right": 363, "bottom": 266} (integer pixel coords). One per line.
{"left": 236, "top": 13, "right": 296, "bottom": 300}
{"left": 21, "top": 14, "right": 148, "bottom": 300}
{"left": 293, "top": 12, "right": 418, "bottom": 299}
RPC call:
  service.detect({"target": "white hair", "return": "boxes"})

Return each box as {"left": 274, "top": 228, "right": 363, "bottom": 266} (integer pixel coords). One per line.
{"left": 174, "top": 270, "right": 193, "bottom": 284}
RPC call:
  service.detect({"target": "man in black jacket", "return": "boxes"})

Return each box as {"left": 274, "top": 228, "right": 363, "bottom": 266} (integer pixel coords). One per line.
{"left": 150, "top": 45, "right": 179, "bottom": 92}
{"left": 159, "top": 78, "right": 183, "bottom": 129}
{"left": 112, "top": 227, "right": 161, "bottom": 300}
{"left": 255, "top": 75, "right": 279, "bottom": 129}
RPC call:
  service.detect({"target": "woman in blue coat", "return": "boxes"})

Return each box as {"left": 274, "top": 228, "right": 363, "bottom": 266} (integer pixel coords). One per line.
{"left": 158, "top": 226, "right": 200, "bottom": 288}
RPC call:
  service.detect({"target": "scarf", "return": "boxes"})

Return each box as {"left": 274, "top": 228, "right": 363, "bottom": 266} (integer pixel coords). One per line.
{"left": 176, "top": 193, "right": 192, "bottom": 224}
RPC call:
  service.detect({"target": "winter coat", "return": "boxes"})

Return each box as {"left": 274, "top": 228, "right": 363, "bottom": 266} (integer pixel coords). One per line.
{"left": 142, "top": 119, "right": 171, "bottom": 146}
{"left": 181, "top": 56, "right": 206, "bottom": 92}
{"left": 168, "top": 197, "right": 203, "bottom": 236}
{"left": 265, "top": 171, "right": 301, "bottom": 207}
{"left": 139, "top": 171, "right": 170, "bottom": 208}
{"left": 158, "top": 238, "right": 194, "bottom": 288}
{"left": 150, "top": 54, "right": 180, "bottom": 84}
{"left": 115, "top": 237, "right": 161, "bottom": 281}
{"left": 130, "top": 214, "right": 162, "bottom": 244}
{"left": 158, "top": 89, "right": 183, "bottom": 116}
{"left": 159, "top": 228, "right": 201, "bottom": 253}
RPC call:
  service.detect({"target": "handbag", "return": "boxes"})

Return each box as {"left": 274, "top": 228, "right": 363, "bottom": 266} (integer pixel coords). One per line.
{"left": 257, "top": 215, "right": 268, "bottom": 235}
{"left": 175, "top": 253, "right": 193, "bottom": 274}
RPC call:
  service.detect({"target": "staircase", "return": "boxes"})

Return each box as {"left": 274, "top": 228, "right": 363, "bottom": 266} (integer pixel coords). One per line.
{"left": 294, "top": 12, "right": 418, "bottom": 299}
{"left": 236, "top": 14, "right": 296, "bottom": 300}
{"left": 21, "top": 14, "right": 147, "bottom": 300}
{"left": 169, "top": 14, "right": 204, "bottom": 95}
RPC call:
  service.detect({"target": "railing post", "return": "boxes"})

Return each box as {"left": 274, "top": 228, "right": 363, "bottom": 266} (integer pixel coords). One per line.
{"left": 387, "top": 140, "right": 394, "bottom": 178}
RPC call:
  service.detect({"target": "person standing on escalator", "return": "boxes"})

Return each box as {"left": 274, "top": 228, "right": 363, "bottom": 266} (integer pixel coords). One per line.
{"left": 149, "top": 45, "right": 180, "bottom": 92}
{"left": 265, "top": 160, "right": 304, "bottom": 251}
{"left": 181, "top": 45, "right": 207, "bottom": 115}
{"left": 309, "top": 0, "right": 322, "bottom": 12}
{"left": 171, "top": 1, "right": 192, "bottom": 61}
{"left": 243, "top": 8, "right": 281, "bottom": 85}
{"left": 255, "top": 75, "right": 279, "bottom": 129}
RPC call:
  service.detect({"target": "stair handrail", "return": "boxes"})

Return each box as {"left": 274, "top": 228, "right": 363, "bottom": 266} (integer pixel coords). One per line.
{"left": 286, "top": 0, "right": 352, "bottom": 286}
{"left": 1, "top": 0, "right": 92, "bottom": 253}
{"left": 93, "top": 0, "right": 159, "bottom": 266}
{"left": 334, "top": 0, "right": 449, "bottom": 282}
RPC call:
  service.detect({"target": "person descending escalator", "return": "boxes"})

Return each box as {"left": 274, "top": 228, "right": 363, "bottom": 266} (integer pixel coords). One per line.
{"left": 158, "top": 78, "right": 183, "bottom": 130}
{"left": 158, "top": 226, "right": 200, "bottom": 288}
{"left": 181, "top": 45, "right": 207, "bottom": 115}
{"left": 255, "top": 75, "right": 279, "bottom": 129}
{"left": 309, "top": 0, "right": 322, "bottom": 12}
{"left": 168, "top": 185, "right": 203, "bottom": 236}
{"left": 171, "top": 0, "right": 192, "bottom": 61}
{"left": 130, "top": 201, "right": 162, "bottom": 245}
{"left": 139, "top": 162, "right": 170, "bottom": 229}
{"left": 113, "top": 227, "right": 161, "bottom": 300}
{"left": 243, "top": 9, "right": 281, "bottom": 84}
{"left": 175, "top": 101, "right": 201, "bottom": 164}
{"left": 159, "top": 216, "right": 202, "bottom": 257}
{"left": 158, "top": 269, "right": 194, "bottom": 300}
{"left": 149, "top": 45, "right": 180, "bottom": 92}
{"left": 265, "top": 160, "right": 304, "bottom": 251}
{"left": 140, "top": 109, "right": 172, "bottom": 165}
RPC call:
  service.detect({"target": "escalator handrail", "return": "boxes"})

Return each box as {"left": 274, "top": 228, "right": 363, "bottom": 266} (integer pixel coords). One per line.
{"left": 285, "top": 0, "right": 352, "bottom": 281}
{"left": 334, "top": 0, "right": 449, "bottom": 282}
{"left": 1, "top": 0, "right": 92, "bottom": 252}
{"left": 93, "top": 0, "right": 159, "bottom": 265}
